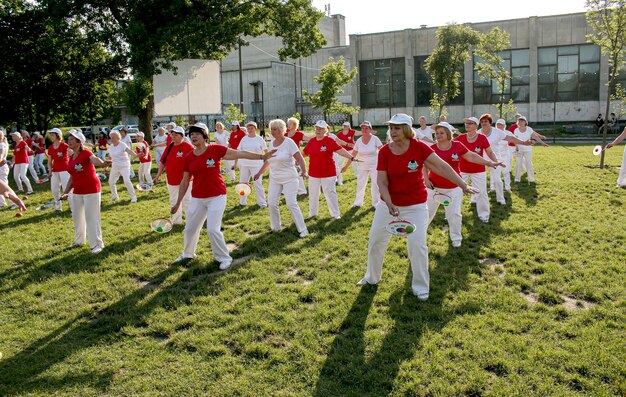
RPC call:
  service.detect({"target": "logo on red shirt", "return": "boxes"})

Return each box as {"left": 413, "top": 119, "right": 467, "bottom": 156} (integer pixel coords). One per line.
{"left": 176, "top": 151, "right": 184, "bottom": 157}
{"left": 320, "top": 145, "right": 327, "bottom": 151}
{"left": 451, "top": 153, "right": 459, "bottom": 161}
{"left": 74, "top": 163, "right": 83, "bottom": 171}
{"left": 474, "top": 146, "right": 481, "bottom": 153}
{"left": 206, "top": 158, "right": 215, "bottom": 167}
{"left": 408, "top": 160, "right": 418, "bottom": 172}
{"left": 57, "top": 152, "right": 63, "bottom": 157}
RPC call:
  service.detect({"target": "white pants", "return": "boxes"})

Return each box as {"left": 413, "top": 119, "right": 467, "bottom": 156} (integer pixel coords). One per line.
{"left": 97, "top": 149, "right": 107, "bottom": 161}
{"left": 35, "top": 153, "right": 47, "bottom": 175}
{"left": 490, "top": 165, "right": 504, "bottom": 204}
{"left": 353, "top": 166, "right": 379, "bottom": 207}
{"left": 501, "top": 148, "right": 514, "bottom": 190}
{"left": 51, "top": 171, "right": 71, "bottom": 211}
{"left": 71, "top": 192, "right": 104, "bottom": 250}
{"left": 334, "top": 154, "right": 358, "bottom": 185}
{"left": 109, "top": 165, "right": 136, "bottom": 200}
{"left": 515, "top": 150, "right": 534, "bottom": 182}
{"left": 129, "top": 163, "right": 135, "bottom": 178}
{"left": 239, "top": 164, "right": 267, "bottom": 206}
{"left": 268, "top": 178, "right": 307, "bottom": 233}
{"left": 461, "top": 171, "right": 489, "bottom": 222}
{"left": 224, "top": 160, "right": 236, "bottom": 181}
{"left": 27, "top": 155, "right": 39, "bottom": 180}
{"left": 361, "top": 202, "right": 430, "bottom": 295}
{"left": 427, "top": 187, "right": 463, "bottom": 244}
{"left": 0, "top": 165, "right": 9, "bottom": 206}
{"left": 138, "top": 162, "right": 152, "bottom": 185}
{"left": 618, "top": 145, "right": 626, "bottom": 187}
{"left": 13, "top": 163, "right": 33, "bottom": 193}
{"left": 155, "top": 147, "right": 165, "bottom": 168}
{"left": 181, "top": 194, "right": 232, "bottom": 263}
{"left": 168, "top": 182, "right": 192, "bottom": 224}
{"left": 308, "top": 176, "right": 340, "bottom": 218}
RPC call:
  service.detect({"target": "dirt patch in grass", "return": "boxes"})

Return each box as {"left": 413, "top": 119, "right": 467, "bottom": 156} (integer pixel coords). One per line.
{"left": 520, "top": 292, "right": 539, "bottom": 305}
{"left": 562, "top": 295, "right": 594, "bottom": 311}
{"left": 135, "top": 278, "right": 159, "bottom": 290}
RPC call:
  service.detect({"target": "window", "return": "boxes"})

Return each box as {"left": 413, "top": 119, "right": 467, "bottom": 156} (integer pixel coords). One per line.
{"left": 473, "top": 49, "right": 530, "bottom": 104}
{"left": 414, "top": 56, "right": 464, "bottom": 106}
{"left": 359, "top": 58, "right": 406, "bottom": 108}
{"left": 537, "top": 44, "right": 600, "bottom": 102}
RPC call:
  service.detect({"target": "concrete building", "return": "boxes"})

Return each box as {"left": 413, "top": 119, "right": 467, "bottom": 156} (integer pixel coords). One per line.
{"left": 210, "top": 11, "right": 624, "bottom": 127}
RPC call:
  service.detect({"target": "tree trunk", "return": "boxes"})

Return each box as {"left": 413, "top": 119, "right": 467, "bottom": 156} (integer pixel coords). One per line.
{"left": 139, "top": 93, "right": 154, "bottom": 145}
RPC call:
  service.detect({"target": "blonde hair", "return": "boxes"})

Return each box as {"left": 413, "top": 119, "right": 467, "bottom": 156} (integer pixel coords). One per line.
{"left": 435, "top": 125, "right": 452, "bottom": 140}
{"left": 269, "top": 119, "right": 287, "bottom": 134}
{"left": 109, "top": 130, "right": 121, "bottom": 140}
{"left": 390, "top": 124, "right": 415, "bottom": 139}
{"left": 215, "top": 122, "right": 225, "bottom": 130}
{"left": 287, "top": 117, "right": 300, "bottom": 129}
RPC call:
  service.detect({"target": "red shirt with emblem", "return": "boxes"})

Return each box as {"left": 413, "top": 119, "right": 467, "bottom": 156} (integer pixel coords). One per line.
{"left": 34, "top": 137, "right": 46, "bottom": 154}
{"left": 454, "top": 133, "right": 490, "bottom": 173}
{"left": 507, "top": 123, "right": 518, "bottom": 147}
{"left": 303, "top": 136, "right": 342, "bottom": 178}
{"left": 161, "top": 141, "right": 194, "bottom": 185}
{"left": 428, "top": 141, "right": 469, "bottom": 189}
{"left": 68, "top": 149, "right": 100, "bottom": 194}
{"left": 184, "top": 144, "right": 228, "bottom": 198}
{"left": 135, "top": 141, "right": 152, "bottom": 163}
{"left": 336, "top": 129, "right": 356, "bottom": 151}
{"left": 285, "top": 130, "right": 305, "bottom": 147}
{"left": 377, "top": 139, "right": 434, "bottom": 206}
{"left": 47, "top": 142, "right": 69, "bottom": 172}
{"left": 13, "top": 141, "right": 29, "bottom": 164}
{"left": 228, "top": 128, "right": 246, "bottom": 149}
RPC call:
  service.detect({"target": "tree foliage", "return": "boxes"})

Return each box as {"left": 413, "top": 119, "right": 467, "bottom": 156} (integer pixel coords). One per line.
{"left": 425, "top": 23, "right": 480, "bottom": 117}
{"left": 303, "top": 57, "right": 359, "bottom": 121}
{"left": 586, "top": 0, "right": 626, "bottom": 167}
{"left": 223, "top": 104, "right": 247, "bottom": 127}
{"left": 474, "top": 27, "right": 512, "bottom": 119}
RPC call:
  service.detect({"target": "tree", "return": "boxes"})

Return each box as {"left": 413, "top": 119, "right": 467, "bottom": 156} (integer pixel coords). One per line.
{"left": 425, "top": 23, "right": 480, "bottom": 117}
{"left": 474, "top": 27, "right": 515, "bottom": 120}
{"left": 44, "top": 0, "right": 328, "bottom": 142}
{"left": 223, "top": 104, "right": 247, "bottom": 127}
{"left": 302, "top": 57, "right": 359, "bottom": 124}
{"left": 586, "top": 0, "right": 626, "bottom": 168}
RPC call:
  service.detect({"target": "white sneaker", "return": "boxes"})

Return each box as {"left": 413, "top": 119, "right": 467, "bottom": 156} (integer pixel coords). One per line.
{"left": 259, "top": 204, "right": 267, "bottom": 208}
{"left": 356, "top": 278, "right": 370, "bottom": 286}
{"left": 91, "top": 246, "right": 103, "bottom": 254}
{"left": 415, "top": 293, "right": 429, "bottom": 301}
{"left": 174, "top": 255, "right": 193, "bottom": 263}
{"left": 219, "top": 259, "right": 233, "bottom": 270}
{"left": 333, "top": 215, "right": 341, "bottom": 220}
{"left": 131, "top": 197, "right": 138, "bottom": 203}
{"left": 452, "top": 241, "right": 462, "bottom": 248}
{"left": 299, "top": 230, "right": 309, "bottom": 238}
{"left": 498, "top": 201, "right": 506, "bottom": 205}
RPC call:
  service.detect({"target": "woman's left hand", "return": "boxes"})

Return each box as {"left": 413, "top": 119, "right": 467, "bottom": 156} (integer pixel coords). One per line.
{"left": 462, "top": 185, "right": 480, "bottom": 195}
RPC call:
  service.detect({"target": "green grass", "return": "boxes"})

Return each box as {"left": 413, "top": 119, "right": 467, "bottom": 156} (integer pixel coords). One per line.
{"left": 1, "top": 145, "right": 625, "bottom": 396}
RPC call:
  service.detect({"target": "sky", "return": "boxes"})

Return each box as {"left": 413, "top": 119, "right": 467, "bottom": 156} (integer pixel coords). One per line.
{"left": 312, "top": 0, "right": 588, "bottom": 37}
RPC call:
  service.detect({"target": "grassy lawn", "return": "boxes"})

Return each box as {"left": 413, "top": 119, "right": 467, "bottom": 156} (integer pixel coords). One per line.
{"left": 1, "top": 145, "right": 625, "bottom": 396}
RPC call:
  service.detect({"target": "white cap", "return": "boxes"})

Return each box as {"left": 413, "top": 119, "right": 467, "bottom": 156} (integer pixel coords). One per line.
{"left": 342, "top": 122, "right": 351, "bottom": 127}
{"left": 136, "top": 131, "right": 145, "bottom": 138}
{"left": 431, "top": 122, "right": 454, "bottom": 133}
{"left": 9, "top": 131, "right": 20, "bottom": 136}
{"left": 386, "top": 113, "right": 413, "bottom": 126}
{"left": 231, "top": 121, "right": 240, "bottom": 127}
{"left": 245, "top": 121, "right": 257, "bottom": 128}
{"left": 68, "top": 129, "right": 86, "bottom": 143}
{"left": 360, "top": 121, "right": 372, "bottom": 128}
{"left": 518, "top": 116, "right": 528, "bottom": 122}
{"left": 166, "top": 121, "right": 176, "bottom": 128}
{"left": 314, "top": 120, "right": 329, "bottom": 129}
{"left": 33, "top": 131, "right": 41, "bottom": 136}
{"left": 192, "top": 122, "right": 208, "bottom": 131}
{"left": 495, "top": 119, "right": 506, "bottom": 126}
{"left": 172, "top": 126, "right": 185, "bottom": 135}
{"left": 48, "top": 128, "right": 62, "bottom": 135}
{"left": 464, "top": 117, "right": 479, "bottom": 125}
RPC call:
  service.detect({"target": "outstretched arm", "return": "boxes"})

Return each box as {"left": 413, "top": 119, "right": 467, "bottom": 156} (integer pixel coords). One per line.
{"left": 606, "top": 127, "right": 626, "bottom": 149}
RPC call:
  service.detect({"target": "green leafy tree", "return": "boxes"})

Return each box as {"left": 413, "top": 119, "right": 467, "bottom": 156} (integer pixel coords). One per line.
{"left": 44, "top": 0, "right": 327, "bottom": 142}
{"left": 425, "top": 23, "right": 480, "bottom": 117}
{"left": 586, "top": 0, "right": 626, "bottom": 168}
{"left": 302, "top": 57, "right": 359, "bottom": 124}
{"left": 474, "top": 27, "right": 513, "bottom": 120}
{"left": 223, "top": 104, "right": 247, "bottom": 127}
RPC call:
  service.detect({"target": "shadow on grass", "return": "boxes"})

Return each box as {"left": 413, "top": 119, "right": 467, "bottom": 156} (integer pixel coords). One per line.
{"left": 511, "top": 179, "right": 538, "bottom": 207}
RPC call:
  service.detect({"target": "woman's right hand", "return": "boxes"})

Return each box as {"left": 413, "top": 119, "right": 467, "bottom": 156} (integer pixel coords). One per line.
{"left": 60, "top": 193, "right": 69, "bottom": 200}
{"left": 386, "top": 203, "right": 399, "bottom": 217}
{"left": 606, "top": 143, "right": 614, "bottom": 149}
{"left": 153, "top": 176, "right": 160, "bottom": 184}
{"left": 424, "top": 179, "right": 434, "bottom": 189}
{"left": 170, "top": 203, "right": 180, "bottom": 214}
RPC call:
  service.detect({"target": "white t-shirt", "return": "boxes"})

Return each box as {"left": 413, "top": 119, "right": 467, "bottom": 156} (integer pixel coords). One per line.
{"left": 108, "top": 142, "right": 131, "bottom": 167}
{"left": 121, "top": 135, "right": 133, "bottom": 149}
{"left": 268, "top": 138, "right": 299, "bottom": 184}
{"left": 416, "top": 126, "right": 434, "bottom": 142}
{"left": 514, "top": 127, "right": 534, "bottom": 152}
{"left": 237, "top": 135, "right": 266, "bottom": 167}
{"left": 0, "top": 142, "right": 9, "bottom": 172}
{"left": 483, "top": 127, "right": 510, "bottom": 157}
{"left": 354, "top": 135, "right": 383, "bottom": 169}
{"left": 154, "top": 134, "right": 167, "bottom": 146}
{"left": 214, "top": 130, "right": 229, "bottom": 146}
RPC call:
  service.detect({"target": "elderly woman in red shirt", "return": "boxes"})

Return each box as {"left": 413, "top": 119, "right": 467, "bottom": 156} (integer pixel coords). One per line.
{"left": 47, "top": 128, "right": 72, "bottom": 212}
{"left": 357, "top": 114, "right": 478, "bottom": 301}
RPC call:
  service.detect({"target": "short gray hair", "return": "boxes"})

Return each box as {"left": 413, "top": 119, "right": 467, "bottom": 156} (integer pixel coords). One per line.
{"left": 109, "top": 130, "right": 121, "bottom": 140}
{"left": 269, "top": 119, "right": 287, "bottom": 134}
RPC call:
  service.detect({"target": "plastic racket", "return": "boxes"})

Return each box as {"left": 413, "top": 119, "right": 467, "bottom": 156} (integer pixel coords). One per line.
{"left": 386, "top": 218, "right": 416, "bottom": 236}
{"left": 592, "top": 145, "right": 603, "bottom": 156}
{"left": 235, "top": 183, "right": 251, "bottom": 197}
{"left": 433, "top": 191, "right": 452, "bottom": 206}
{"left": 136, "top": 182, "right": 153, "bottom": 192}
{"left": 151, "top": 217, "right": 173, "bottom": 233}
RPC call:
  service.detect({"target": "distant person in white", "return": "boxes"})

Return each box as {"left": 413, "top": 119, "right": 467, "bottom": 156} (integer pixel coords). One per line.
{"left": 494, "top": 119, "right": 513, "bottom": 192}
{"left": 151, "top": 127, "right": 168, "bottom": 168}
{"left": 236, "top": 121, "right": 268, "bottom": 207}
{"left": 605, "top": 126, "right": 626, "bottom": 188}
{"left": 120, "top": 127, "right": 136, "bottom": 178}
{"left": 415, "top": 116, "right": 435, "bottom": 144}
{"left": 254, "top": 119, "right": 309, "bottom": 237}
{"left": 513, "top": 116, "right": 549, "bottom": 183}
{"left": 0, "top": 129, "right": 10, "bottom": 207}
{"left": 343, "top": 121, "right": 383, "bottom": 208}
{"left": 213, "top": 122, "right": 234, "bottom": 181}
{"left": 107, "top": 130, "right": 140, "bottom": 202}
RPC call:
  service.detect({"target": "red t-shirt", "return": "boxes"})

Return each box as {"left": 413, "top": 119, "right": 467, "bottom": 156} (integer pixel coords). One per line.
{"left": 428, "top": 141, "right": 469, "bottom": 189}
{"left": 47, "top": 142, "right": 70, "bottom": 172}
{"left": 454, "top": 133, "right": 490, "bottom": 173}
{"left": 336, "top": 129, "right": 356, "bottom": 151}
{"left": 13, "top": 141, "right": 29, "bottom": 164}
{"left": 68, "top": 149, "right": 101, "bottom": 194}
{"left": 135, "top": 141, "right": 152, "bottom": 163}
{"left": 228, "top": 128, "right": 246, "bottom": 149}
{"left": 183, "top": 144, "right": 228, "bottom": 198}
{"left": 34, "top": 137, "right": 46, "bottom": 154}
{"left": 285, "top": 130, "right": 305, "bottom": 147}
{"left": 25, "top": 138, "right": 33, "bottom": 150}
{"left": 303, "top": 136, "right": 342, "bottom": 178}
{"left": 377, "top": 139, "right": 434, "bottom": 206}
{"left": 161, "top": 141, "right": 194, "bottom": 185}
{"left": 507, "top": 123, "right": 518, "bottom": 147}
{"left": 98, "top": 138, "right": 108, "bottom": 151}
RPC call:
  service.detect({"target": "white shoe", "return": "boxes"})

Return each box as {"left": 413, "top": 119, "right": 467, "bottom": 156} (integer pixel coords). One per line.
{"left": 219, "top": 259, "right": 233, "bottom": 270}
{"left": 131, "top": 198, "right": 138, "bottom": 203}
{"left": 307, "top": 214, "right": 316, "bottom": 220}
{"left": 415, "top": 293, "right": 429, "bottom": 301}
{"left": 333, "top": 215, "right": 341, "bottom": 220}
{"left": 91, "top": 246, "right": 103, "bottom": 254}
{"left": 174, "top": 255, "right": 193, "bottom": 263}
{"left": 111, "top": 196, "right": 119, "bottom": 201}
{"left": 480, "top": 218, "right": 489, "bottom": 223}
{"left": 356, "top": 278, "right": 371, "bottom": 286}
{"left": 452, "top": 241, "right": 461, "bottom": 248}
{"left": 26, "top": 191, "right": 33, "bottom": 195}
{"left": 498, "top": 201, "right": 506, "bottom": 205}
{"left": 259, "top": 204, "right": 267, "bottom": 208}
{"left": 299, "top": 230, "right": 309, "bottom": 238}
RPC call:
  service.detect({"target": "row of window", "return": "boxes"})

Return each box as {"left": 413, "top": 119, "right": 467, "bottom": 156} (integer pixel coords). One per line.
{"left": 359, "top": 44, "right": 604, "bottom": 109}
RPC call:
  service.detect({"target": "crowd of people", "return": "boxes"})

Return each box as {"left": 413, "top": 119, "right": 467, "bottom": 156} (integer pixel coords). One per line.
{"left": 3, "top": 112, "right": 625, "bottom": 301}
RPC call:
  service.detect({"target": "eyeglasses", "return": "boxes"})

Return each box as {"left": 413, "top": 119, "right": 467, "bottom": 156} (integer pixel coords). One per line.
{"left": 464, "top": 122, "right": 476, "bottom": 125}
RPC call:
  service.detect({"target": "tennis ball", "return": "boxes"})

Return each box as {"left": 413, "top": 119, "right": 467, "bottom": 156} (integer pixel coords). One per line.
{"left": 156, "top": 226, "right": 163, "bottom": 232}
{"left": 405, "top": 225, "right": 415, "bottom": 233}
{"left": 22, "top": 196, "right": 28, "bottom": 200}
{"left": 239, "top": 191, "right": 245, "bottom": 196}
